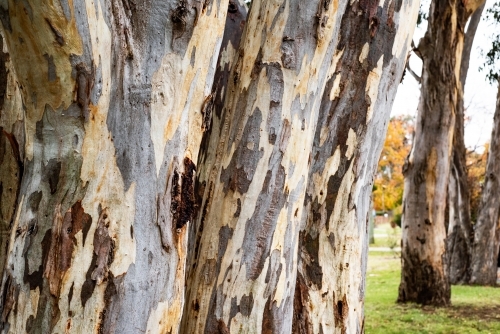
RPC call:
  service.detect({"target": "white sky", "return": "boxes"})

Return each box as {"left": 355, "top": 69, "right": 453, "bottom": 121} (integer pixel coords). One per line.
{"left": 391, "top": 0, "right": 498, "bottom": 151}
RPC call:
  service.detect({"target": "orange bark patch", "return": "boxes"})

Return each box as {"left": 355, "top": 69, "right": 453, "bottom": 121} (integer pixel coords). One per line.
{"left": 44, "top": 201, "right": 91, "bottom": 296}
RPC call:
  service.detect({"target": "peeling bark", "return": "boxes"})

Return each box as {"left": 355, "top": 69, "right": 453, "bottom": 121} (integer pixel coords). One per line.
{"left": 0, "top": 31, "right": 23, "bottom": 328}
{"left": 0, "top": 0, "right": 420, "bottom": 332}
{"left": 184, "top": 0, "right": 418, "bottom": 333}
{"left": 399, "top": 0, "right": 485, "bottom": 306}
{"left": 183, "top": 0, "right": 352, "bottom": 332}
{"left": 295, "top": 1, "right": 418, "bottom": 332}
{"left": 0, "top": 1, "right": 228, "bottom": 333}
{"left": 469, "top": 82, "right": 500, "bottom": 285}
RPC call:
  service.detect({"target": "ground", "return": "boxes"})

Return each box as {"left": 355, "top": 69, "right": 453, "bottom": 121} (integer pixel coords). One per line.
{"left": 365, "top": 251, "right": 500, "bottom": 333}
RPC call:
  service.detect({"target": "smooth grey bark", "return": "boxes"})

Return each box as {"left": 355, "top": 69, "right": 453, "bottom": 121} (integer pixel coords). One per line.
{"left": 469, "top": 81, "right": 500, "bottom": 285}
{"left": 399, "top": 0, "right": 485, "bottom": 306}
{"left": 446, "top": 2, "right": 485, "bottom": 285}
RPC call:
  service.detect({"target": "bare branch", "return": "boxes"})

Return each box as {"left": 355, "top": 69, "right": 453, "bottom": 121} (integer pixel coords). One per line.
{"left": 406, "top": 62, "right": 421, "bottom": 83}
{"left": 411, "top": 40, "right": 423, "bottom": 60}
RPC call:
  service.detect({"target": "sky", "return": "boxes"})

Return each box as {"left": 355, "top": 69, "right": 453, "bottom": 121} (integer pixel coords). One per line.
{"left": 391, "top": 0, "right": 498, "bottom": 151}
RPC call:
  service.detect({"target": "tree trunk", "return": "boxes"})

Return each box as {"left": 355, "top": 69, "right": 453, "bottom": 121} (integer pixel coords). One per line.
{"left": 182, "top": 0, "right": 419, "bottom": 332}
{"left": 469, "top": 81, "right": 500, "bottom": 285}
{"left": 182, "top": 0, "right": 351, "bottom": 331}
{"left": 0, "top": 0, "right": 420, "bottom": 332}
{"left": 293, "top": 1, "right": 419, "bottom": 333}
{"left": 0, "top": 1, "right": 229, "bottom": 333}
{"left": 399, "top": 0, "right": 484, "bottom": 306}
{"left": 0, "top": 32, "right": 24, "bottom": 295}
{"left": 446, "top": 3, "right": 485, "bottom": 285}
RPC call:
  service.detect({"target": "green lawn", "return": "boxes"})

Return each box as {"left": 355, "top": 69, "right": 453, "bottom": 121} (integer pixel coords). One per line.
{"left": 365, "top": 253, "right": 500, "bottom": 333}
{"left": 371, "top": 223, "right": 401, "bottom": 249}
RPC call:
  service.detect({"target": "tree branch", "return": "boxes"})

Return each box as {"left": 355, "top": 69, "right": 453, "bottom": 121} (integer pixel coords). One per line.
{"left": 460, "top": 2, "right": 485, "bottom": 89}
{"left": 406, "top": 62, "right": 421, "bottom": 83}
{"left": 411, "top": 40, "right": 423, "bottom": 60}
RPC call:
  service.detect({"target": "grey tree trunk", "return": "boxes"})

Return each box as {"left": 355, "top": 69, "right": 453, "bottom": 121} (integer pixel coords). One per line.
{"left": 293, "top": 1, "right": 419, "bottom": 333}
{"left": 446, "top": 2, "right": 485, "bottom": 285}
{"left": 399, "top": 0, "right": 485, "bottom": 306}
{"left": 0, "top": 1, "right": 229, "bottom": 333}
{"left": 469, "top": 81, "right": 500, "bottom": 285}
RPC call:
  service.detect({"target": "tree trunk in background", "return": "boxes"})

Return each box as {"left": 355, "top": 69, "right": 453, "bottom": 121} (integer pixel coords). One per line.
{"left": 469, "top": 82, "right": 500, "bottom": 285}
{"left": 294, "top": 1, "right": 418, "bottom": 333}
{"left": 447, "top": 3, "right": 485, "bottom": 285}
{"left": 0, "top": 1, "right": 228, "bottom": 333}
{"left": 399, "top": 0, "right": 484, "bottom": 306}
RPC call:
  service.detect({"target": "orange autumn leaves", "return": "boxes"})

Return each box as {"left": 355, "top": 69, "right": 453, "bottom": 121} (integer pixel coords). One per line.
{"left": 372, "top": 116, "right": 413, "bottom": 212}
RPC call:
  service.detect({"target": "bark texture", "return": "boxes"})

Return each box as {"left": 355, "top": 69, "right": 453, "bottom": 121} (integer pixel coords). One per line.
{"left": 182, "top": 0, "right": 352, "bottom": 332}
{"left": 0, "top": 32, "right": 24, "bottom": 309}
{"left": 294, "top": 1, "right": 418, "bottom": 333}
{"left": 399, "top": 0, "right": 485, "bottom": 306}
{"left": 469, "top": 81, "right": 500, "bottom": 285}
{"left": 183, "top": 0, "right": 419, "bottom": 333}
{"left": 446, "top": 2, "right": 485, "bottom": 285}
{"left": 0, "top": 1, "right": 229, "bottom": 333}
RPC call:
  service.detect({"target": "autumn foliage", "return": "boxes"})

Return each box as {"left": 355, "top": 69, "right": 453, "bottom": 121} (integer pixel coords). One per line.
{"left": 372, "top": 116, "right": 413, "bottom": 212}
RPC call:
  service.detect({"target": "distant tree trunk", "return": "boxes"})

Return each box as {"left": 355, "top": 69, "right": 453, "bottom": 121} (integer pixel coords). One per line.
{"left": 293, "top": 1, "right": 418, "bottom": 333}
{"left": 399, "top": 0, "right": 485, "bottom": 306}
{"left": 446, "top": 3, "right": 485, "bottom": 285}
{"left": 469, "top": 81, "right": 500, "bottom": 285}
{"left": 0, "top": 1, "right": 228, "bottom": 333}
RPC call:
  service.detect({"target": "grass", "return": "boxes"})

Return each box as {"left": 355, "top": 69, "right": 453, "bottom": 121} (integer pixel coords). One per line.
{"left": 365, "top": 253, "right": 500, "bottom": 333}
{"left": 371, "top": 223, "right": 401, "bottom": 249}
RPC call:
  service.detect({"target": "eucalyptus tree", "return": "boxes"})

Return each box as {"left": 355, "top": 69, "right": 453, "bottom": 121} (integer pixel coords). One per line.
{"left": 399, "top": 0, "right": 486, "bottom": 306}
{"left": 0, "top": 0, "right": 418, "bottom": 333}
{"left": 447, "top": 2, "right": 485, "bottom": 285}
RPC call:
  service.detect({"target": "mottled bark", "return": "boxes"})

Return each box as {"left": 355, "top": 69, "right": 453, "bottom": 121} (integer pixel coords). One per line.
{"left": 294, "top": 1, "right": 419, "bottom": 333}
{"left": 446, "top": 3, "right": 485, "bottom": 285}
{"left": 182, "top": 0, "right": 353, "bottom": 332}
{"left": 0, "top": 1, "right": 229, "bottom": 333}
{"left": 0, "top": 32, "right": 23, "bottom": 301}
{"left": 469, "top": 82, "right": 500, "bottom": 285}
{"left": 399, "top": 0, "right": 485, "bottom": 306}
{"left": 183, "top": 0, "right": 419, "bottom": 332}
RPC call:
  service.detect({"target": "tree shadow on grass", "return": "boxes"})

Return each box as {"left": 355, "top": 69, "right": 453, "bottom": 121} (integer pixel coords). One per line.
{"left": 421, "top": 305, "right": 500, "bottom": 322}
